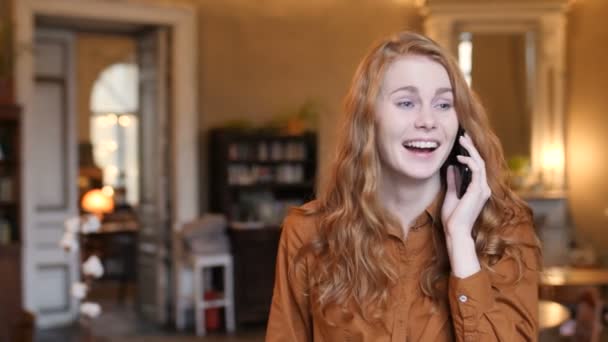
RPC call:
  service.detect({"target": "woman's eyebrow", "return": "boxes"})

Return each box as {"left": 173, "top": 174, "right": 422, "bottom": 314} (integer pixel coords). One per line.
{"left": 387, "top": 86, "right": 453, "bottom": 99}
{"left": 435, "top": 87, "right": 453, "bottom": 96}
{"left": 390, "top": 85, "right": 418, "bottom": 95}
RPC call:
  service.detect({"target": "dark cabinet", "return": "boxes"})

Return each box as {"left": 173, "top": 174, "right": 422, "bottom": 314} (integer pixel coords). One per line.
{"left": 0, "top": 104, "right": 23, "bottom": 341}
{"left": 208, "top": 128, "right": 317, "bottom": 326}
{"left": 229, "top": 228, "right": 280, "bottom": 325}
{"left": 0, "top": 245, "right": 22, "bottom": 341}
{"left": 0, "top": 104, "right": 21, "bottom": 245}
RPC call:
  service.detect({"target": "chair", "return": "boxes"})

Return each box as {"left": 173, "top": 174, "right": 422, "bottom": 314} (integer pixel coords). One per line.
{"left": 173, "top": 215, "right": 235, "bottom": 335}
{"left": 192, "top": 253, "right": 235, "bottom": 336}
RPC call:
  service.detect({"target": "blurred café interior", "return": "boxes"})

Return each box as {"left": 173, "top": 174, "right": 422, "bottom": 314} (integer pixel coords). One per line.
{"left": 1, "top": 0, "right": 608, "bottom": 341}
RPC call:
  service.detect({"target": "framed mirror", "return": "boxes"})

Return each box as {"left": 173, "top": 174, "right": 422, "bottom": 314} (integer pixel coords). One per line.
{"left": 418, "top": 0, "right": 572, "bottom": 193}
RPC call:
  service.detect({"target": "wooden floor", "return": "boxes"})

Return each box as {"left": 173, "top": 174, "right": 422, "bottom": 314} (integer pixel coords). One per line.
{"left": 36, "top": 304, "right": 266, "bottom": 342}
{"left": 36, "top": 286, "right": 266, "bottom": 342}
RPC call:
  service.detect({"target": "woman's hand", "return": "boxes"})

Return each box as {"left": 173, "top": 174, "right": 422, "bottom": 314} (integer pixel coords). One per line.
{"left": 441, "top": 133, "right": 491, "bottom": 278}
{"left": 442, "top": 133, "right": 491, "bottom": 239}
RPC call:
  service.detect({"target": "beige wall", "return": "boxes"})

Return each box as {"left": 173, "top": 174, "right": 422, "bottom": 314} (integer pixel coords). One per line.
{"left": 566, "top": 0, "right": 608, "bottom": 258}
{"left": 193, "top": 1, "right": 422, "bottom": 210}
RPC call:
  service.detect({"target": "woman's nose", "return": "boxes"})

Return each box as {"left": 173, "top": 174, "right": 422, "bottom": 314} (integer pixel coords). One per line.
{"left": 414, "top": 106, "right": 437, "bottom": 130}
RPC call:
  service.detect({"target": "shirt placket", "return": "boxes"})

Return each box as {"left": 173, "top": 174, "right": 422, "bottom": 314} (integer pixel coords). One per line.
{"left": 391, "top": 240, "right": 412, "bottom": 342}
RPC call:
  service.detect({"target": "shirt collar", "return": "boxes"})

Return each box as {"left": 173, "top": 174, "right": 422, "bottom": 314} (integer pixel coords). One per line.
{"left": 386, "top": 187, "right": 445, "bottom": 240}
{"left": 425, "top": 187, "right": 444, "bottom": 227}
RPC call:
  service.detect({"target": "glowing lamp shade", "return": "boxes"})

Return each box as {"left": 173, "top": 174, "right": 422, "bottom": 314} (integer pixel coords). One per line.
{"left": 542, "top": 147, "right": 564, "bottom": 172}
{"left": 81, "top": 189, "right": 114, "bottom": 217}
{"left": 541, "top": 145, "right": 565, "bottom": 190}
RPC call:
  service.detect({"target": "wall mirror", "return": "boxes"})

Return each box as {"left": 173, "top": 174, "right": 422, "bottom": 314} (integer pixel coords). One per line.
{"left": 418, "top": 0, "right": 572, "bottom": 193}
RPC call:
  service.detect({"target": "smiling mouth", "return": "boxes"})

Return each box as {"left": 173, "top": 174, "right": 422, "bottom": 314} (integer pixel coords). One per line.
{"left": 402, "top": 140, "right": 440, "bottom": 153}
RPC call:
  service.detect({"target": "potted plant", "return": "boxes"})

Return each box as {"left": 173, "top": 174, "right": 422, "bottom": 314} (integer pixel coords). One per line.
{"left": 267, "top": 100, "right": 320, "bottom": 136}
{"left": 507, "top": 155, "right": 531, "bottom": 190}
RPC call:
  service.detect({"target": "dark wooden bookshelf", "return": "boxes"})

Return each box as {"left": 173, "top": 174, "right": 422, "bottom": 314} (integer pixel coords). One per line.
{"left": 209, "top": 128, "right": 317, "bottom": 327}
{"left": 209, "top": 128, "right": 317, "bottom": 225}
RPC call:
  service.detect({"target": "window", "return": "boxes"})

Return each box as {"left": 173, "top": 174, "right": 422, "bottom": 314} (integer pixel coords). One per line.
{"left": 458, "top": 32, "right": 473, "bottom": 87}
{"left": 90, "top": 63, "right": 139, "bottom": 205}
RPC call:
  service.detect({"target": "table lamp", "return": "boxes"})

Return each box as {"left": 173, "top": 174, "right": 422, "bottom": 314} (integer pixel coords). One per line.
{"left": 81, "top": 189, "right": 114, "bottom": 219}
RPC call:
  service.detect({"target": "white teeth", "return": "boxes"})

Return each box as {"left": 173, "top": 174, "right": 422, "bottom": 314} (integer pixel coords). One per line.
{"left": 404, "top": 141, "right": 439, "bottom": 149}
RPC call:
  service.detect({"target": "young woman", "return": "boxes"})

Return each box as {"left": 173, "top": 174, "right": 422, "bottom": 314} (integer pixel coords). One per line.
{"left": 266, "top": 31, "right": 541, "bottom": 341}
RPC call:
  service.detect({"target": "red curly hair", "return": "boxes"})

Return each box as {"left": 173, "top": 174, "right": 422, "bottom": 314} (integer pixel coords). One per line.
{"left": 294, "top": 31, "right": 540, "bottom": 323}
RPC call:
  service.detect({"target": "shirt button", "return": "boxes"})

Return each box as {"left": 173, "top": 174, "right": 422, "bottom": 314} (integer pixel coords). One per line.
{"left": 459, "top": 295, "right": 468, "bottom": 303}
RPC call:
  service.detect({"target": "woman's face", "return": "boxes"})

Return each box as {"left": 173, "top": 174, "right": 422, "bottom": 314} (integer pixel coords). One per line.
{"left": 374, "top": 55, "right": 459, "bottom": 181}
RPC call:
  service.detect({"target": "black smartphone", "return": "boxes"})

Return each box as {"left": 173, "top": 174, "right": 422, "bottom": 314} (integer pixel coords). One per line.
{"left": 447, "top": 127, "right": 472, "bottom": 199}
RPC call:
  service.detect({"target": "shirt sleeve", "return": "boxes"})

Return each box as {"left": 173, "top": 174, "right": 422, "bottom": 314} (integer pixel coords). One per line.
{"left": 448, "top": 222, "right": 540, "bottom": 342}
{"left": 266, "top": 213, "right": 313, "bottom": 342}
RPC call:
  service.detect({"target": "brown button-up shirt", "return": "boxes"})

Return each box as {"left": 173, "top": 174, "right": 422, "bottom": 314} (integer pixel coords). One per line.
{"left": 266, "top": 196, "right": 540, "bottom": 341}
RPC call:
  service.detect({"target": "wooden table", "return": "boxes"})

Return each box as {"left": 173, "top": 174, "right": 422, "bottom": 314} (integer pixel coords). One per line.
{"left": 81, "top": 220, "right": 138, "bottom": 303}
{"left": 539, "top": 300, "right": 570, "bottom": 330}
{"left": 541, "top": 266, "right": 608, "bottom": 286}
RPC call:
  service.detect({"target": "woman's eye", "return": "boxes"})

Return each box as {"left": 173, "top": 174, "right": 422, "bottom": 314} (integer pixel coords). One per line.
{"left": 397, "top": 100, "right": 414, "bottom": 108}
{"left": 437, "top": 102, "right": 453, "bottom": 110}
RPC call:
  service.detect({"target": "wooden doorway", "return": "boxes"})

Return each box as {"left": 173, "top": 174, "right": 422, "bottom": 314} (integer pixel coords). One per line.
{"left": 15, "top": 0, "right": 198, "bottom": 328}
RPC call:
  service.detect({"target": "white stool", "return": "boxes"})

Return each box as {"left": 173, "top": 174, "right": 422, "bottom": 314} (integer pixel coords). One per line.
{"left": 193, "top": 253, "right": 236, "bottom": 336}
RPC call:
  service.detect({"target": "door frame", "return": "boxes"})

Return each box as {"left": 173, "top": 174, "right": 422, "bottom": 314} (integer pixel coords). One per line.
{"left": 15, "top": 0, "right": 199, "bottom": 318}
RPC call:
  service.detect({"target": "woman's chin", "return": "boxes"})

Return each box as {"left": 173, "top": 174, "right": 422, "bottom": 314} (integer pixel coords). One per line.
{"left": 381, "top": 160, "right": 445, "bottom": 182}
{"left": 398, "top": 167, "right": 442, "bottom": 182}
